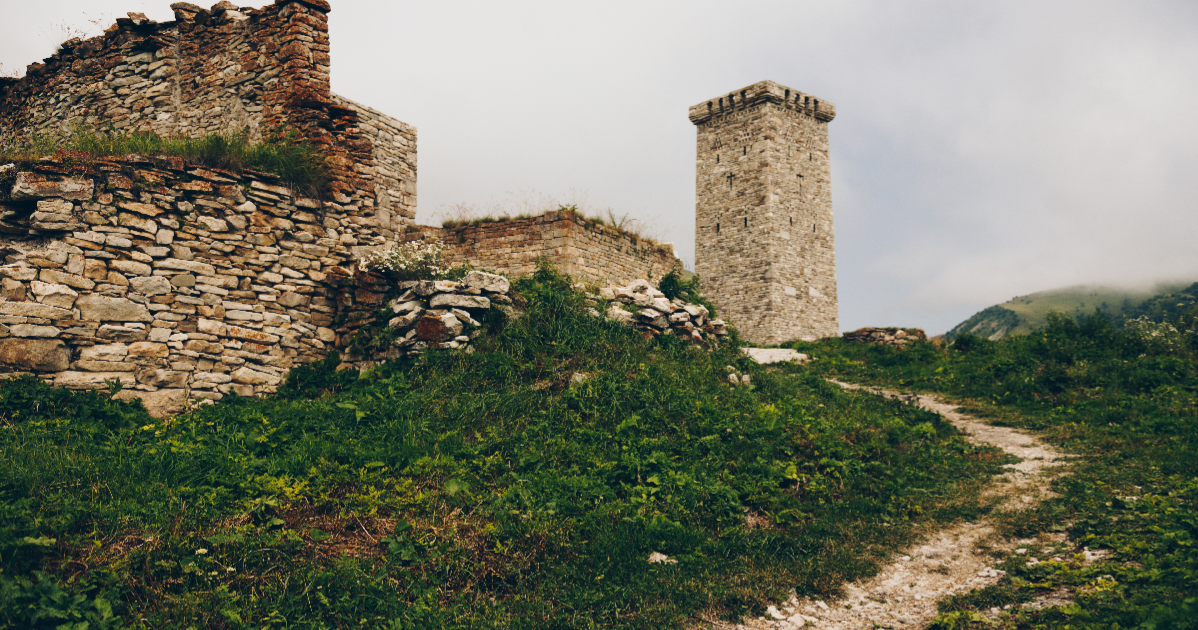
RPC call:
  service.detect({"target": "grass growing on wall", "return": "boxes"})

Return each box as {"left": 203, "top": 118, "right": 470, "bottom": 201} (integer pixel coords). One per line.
{"left": 790, "top": 312, "right": 1198, "bottom": 628}
{"left": 0, "top": 127, "right": 331, "bottom": 198}
{"left": 0, "top": 263, "right": 1004, "bottom": 629}
{"left": 442, "top": 204, "right": 673, "bottom": 256}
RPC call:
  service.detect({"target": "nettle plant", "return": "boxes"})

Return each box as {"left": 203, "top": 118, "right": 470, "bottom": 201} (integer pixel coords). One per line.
{"left": 359, "top": 239, "right": 455, "bottom": 281}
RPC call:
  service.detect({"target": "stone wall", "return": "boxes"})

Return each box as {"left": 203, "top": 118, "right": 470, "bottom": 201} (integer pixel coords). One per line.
{"left": 0, "top": 1, "right": 417, "bottom": 232}
{"left": 0, "top": 156, "right": 384, "bottom": 416}
{"left": 842, "top": 327, "right": 928, "bottom": 348}
{"left": 690, "top": 80, "right": 839, "bottom": 344}
{"left": 403, "top": 211, "right": 680, "bottom": 287}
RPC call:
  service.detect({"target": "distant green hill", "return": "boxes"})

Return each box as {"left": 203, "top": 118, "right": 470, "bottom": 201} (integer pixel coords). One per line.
{"left": 947, "top": 282, "right": 1193, "bottom": 341}
{"left": 1124, "top": 282, "right": 1198, "bottom": 323}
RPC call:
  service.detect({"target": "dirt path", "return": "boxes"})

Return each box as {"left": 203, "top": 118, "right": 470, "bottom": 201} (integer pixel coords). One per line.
{"left": 711, "top": 384, "right": 1070, "bottom": 629}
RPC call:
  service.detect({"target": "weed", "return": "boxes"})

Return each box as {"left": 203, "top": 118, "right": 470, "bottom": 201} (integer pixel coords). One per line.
{"left": 0, "top": 126, "right": 331, "bottom": 197}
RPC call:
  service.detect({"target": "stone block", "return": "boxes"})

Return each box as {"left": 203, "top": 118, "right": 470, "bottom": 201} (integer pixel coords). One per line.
{"left": 130, "top": 276, "right": 173, "bottom": 296}
{"left": 56, "top": 371, "right": 136, "bottom": 390}
{"left": 117, "top": 201, "right": 162, "bottom": 217}
{"left": 0, "top": 338, "right": 70, "bottom": 371}
{"left": 430, "top": 294, "right": 490, "bottom": 310}
{"left": 198, "top": 216, "right": 229, "bottom": 232}
{"left": 111, "top": 260, "right": 153, "bottom": 277}
{"left": 11, "top": 324, "right": 61, "bottom": 338}
{"left": 36, "top": 198, "right": 74, "bottom": 215}
{"left": 40, "top": 269, "right": 95, "bottom": 290}
{"left": 76, "top": 296, "right": 153, "bottom": 322}
{"left": 0, "top": 301, "right": 72, "bottom": 319}
{"left": 136, "top": 368, "right": 188, "bottom": 388}
{"left": 232, "top": 366, "right": 281, "bottom": 386}
{"left": 416, "top": 313, "right": 462, "bottom": 342}
{"left": 128, "top": 342, "right": 169, "bottom": 357}
{"left": 227, "top": 325, "right": 280, "bottom": 344}
{"left": 0, "top": 266, "right": 38, "bottom": 281}
{"left": 10, "top": 174, "right": 94, "bottom": 201}
{"left": 114, "top": 389, "right": 188, "bottom": 418}
{"left": 388, "top": 310, "right": 423, "bottom": 329}
{"left": 158, "top": 258, "right": 217, "bottom": 276}
{"left": 73, "top": 361, "right": 137, "bottom": 372}
{"left": 462, "top": 270, "right": 510, "bottom": 294}
{"left": 80, "top": 343, "right": 130, "bottom": 361}
{"left": 275, "top": 292, "right": 306, "bottom": 309}
{"left": 1, "top": 278, "right": 25, "bottom": 301}
{"left": 118, "top": 213, "right": 158, "bottom": 234}
{"left": 30, "top": 281, "right": 78, "bottom": 308}
{"left": 97, "top": 325, "right": 149, "bottom": 342}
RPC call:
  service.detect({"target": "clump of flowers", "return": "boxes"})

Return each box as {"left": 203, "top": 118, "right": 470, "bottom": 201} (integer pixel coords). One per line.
{"left": 1126, "top": 316, "right": 1185, "bottom": 354}
{"left": 359, "top": 239, "right": 450, "bottom": 280}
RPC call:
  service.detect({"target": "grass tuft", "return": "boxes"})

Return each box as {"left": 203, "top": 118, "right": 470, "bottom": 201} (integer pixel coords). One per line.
{"left": 0, "top": 126, "right": 331, "bottom": 198}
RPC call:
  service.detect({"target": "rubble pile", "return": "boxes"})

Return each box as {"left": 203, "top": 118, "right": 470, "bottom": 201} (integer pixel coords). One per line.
{"left": 591, "top": 279, "right": 729, "bottom": 343}
{"left": 842, "top": 327, "right": 928, "bottom": 348}
{"left": 383, "top": 271, "right": 512, "bottom": 355}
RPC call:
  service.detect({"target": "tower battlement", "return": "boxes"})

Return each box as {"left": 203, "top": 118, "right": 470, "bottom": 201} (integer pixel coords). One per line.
{"left": 689, "top": 80, "right": 840, "bottom": 343}
{"left": 688, "top": 80, "right": 836, "bottom": 126}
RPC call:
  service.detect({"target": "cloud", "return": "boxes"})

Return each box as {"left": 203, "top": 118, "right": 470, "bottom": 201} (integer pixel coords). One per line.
{"left": 3, "top": 0, "right": 1196, "bottom": 334}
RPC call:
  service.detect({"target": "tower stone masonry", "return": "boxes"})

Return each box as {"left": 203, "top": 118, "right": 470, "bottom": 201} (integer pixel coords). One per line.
{"left": 689, "top": 80, "right": 839, "bottom": 344}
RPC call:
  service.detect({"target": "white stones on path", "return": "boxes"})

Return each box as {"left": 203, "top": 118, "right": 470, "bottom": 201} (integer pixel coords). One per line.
{"left": 709, "top": 384, "right": 1068, "bottom": 630}
{"left": 741, "top": 348, "right": 810, "bottom": 365}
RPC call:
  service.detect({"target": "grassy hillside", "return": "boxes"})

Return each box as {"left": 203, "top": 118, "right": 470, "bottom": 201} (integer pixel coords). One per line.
{"left": 789, "top": 313, "right": 1198, "bottom": 628}
{"left": 947, "top": 282, "right": 1191, "bottom": 341}
{"left": 0, "top": 264, "right": 1002, "bottom": 629}
{"left": 1124, "top": 282, "right": 1198, "bottom": 324}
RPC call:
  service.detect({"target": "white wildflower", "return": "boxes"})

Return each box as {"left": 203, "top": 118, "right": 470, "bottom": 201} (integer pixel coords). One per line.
{"left": 360, "top": 239, "right": 450, "bottom": 280}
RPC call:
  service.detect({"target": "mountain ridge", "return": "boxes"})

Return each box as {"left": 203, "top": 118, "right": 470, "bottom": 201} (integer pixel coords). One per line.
{"left": 946, "top": 281, "right": 1194, "bottom": 341}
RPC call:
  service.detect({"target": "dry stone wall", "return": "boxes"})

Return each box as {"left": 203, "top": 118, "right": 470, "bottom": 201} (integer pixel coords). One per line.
{"left": 842, "top": 327, "right": 928, "bottom": 348}
{"left": 0, "top": 155, "right": 396, "bottom": 416}
{"left": 690, "top": 80, "right": 839, "bottom": 344}
{"left": 333, "top": 270, "right": 514, "bottom": 365}
{"left": 590, "top": 279, "right": 729, "bottom": 344}
{"left": 405, "top": 211, "right": 679, "bottom": 288}
{"left": 0, "top": 1, "right": 416, "bottom": 232}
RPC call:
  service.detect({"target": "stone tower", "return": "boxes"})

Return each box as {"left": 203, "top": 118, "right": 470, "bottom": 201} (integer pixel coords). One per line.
{"left": 689, "top": 80, "right": 839, "bottom": 344}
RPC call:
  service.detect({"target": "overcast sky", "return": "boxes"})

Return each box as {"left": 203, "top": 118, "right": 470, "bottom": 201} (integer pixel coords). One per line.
{"left": 4, "top": 1, "right": 1197, "bottom": 333}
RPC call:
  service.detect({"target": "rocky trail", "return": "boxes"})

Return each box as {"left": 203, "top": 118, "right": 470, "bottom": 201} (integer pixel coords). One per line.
{"left": 709, "top": 381, "right": 1074, "bottom": 629}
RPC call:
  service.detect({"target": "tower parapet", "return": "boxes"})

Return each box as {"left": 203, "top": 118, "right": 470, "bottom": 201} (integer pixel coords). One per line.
{"left": 690, "top": 80, "right": 839, "bottom": 343}
{"left": 688, "top": 80, "right": 836, "bottom": 126}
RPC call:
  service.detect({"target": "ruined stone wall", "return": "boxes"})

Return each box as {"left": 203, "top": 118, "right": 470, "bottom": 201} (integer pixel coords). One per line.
{"left": 0, "top": 1, "right": 417, "bottom": 230}
{"left": 0, "top": 156, "right": 369, "bottom": 416}
{"left": 330, "top": 94, "right": 417, "bottom": 233}
{"left": 403, "top": 211, "right": 680, "bottom": 287}
{"left": 689, "top": 80, "right": 839, "bottom": 344}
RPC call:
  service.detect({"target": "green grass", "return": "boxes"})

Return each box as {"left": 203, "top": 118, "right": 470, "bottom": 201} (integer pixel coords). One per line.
{"left": 791, "top": 312, "right": 1198, "bottom": 629}
{"left": 0, "top": 263, "right": 1002, "bottom": 629}
{"left": 0, "top": 127, "right": 331, "bottom": 198}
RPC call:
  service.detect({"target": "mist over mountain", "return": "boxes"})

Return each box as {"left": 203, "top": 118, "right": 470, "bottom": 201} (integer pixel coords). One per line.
{"left": 946, "top": 281, "right": 1197, "bottom": 341}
